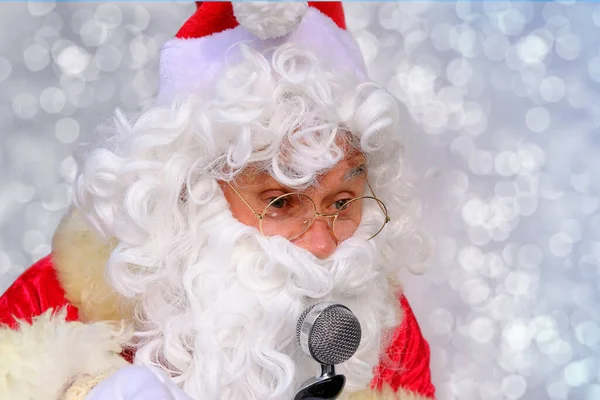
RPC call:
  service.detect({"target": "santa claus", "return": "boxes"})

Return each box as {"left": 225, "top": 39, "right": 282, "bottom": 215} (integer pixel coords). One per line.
{"left": 0, "top": 3, "right": 435, "bottom": 400}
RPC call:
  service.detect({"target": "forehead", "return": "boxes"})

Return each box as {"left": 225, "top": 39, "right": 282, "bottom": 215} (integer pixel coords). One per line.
{"left": 236, "top": 150, "right": 366, "bottom": 187}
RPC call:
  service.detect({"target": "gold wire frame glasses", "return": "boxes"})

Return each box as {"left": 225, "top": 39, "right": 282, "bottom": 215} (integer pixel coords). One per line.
{"left": 226, "top": 180, "right": 390, "bottom": 242}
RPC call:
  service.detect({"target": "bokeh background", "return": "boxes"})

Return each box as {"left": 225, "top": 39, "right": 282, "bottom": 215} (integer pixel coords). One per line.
{"left": 1, "top": 2, "right": 599, "bottom": 399}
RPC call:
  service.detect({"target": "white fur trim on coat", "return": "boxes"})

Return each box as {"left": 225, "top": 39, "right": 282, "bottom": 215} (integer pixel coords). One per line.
{"left": 0, "top": 309, "right": 130, "bottom": 400}
{"left": 346, "top": 385, "right": 434, "bottom": 400}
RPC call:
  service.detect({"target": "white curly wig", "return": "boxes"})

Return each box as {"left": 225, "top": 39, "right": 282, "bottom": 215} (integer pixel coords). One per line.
{"left": 75, "top": 41, "right": 430, "bottom": 273}
{"left": 72, "top": 41, "right": 433, "bottom": 399}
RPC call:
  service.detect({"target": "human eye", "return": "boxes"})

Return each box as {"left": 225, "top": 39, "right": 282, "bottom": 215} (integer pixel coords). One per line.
{"left": 261, "top": 189, "right": 290, "bottom": 208}
{"left": 268, "top": 196, "right": 289, "bottom": 209}
{"left": 334, "top": 198, "right": 352, "bottom": 210}
{"left": 326, "top": 195, "right": 354, "bottom": 214}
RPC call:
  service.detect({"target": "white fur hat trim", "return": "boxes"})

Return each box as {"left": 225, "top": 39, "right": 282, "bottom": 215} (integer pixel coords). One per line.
{"left": 232, "top": 2, "right": 309, "bottom": 40}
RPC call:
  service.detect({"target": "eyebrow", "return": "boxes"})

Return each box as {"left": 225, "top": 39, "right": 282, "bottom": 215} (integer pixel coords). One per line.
{"left": 343, "top": 163, "right": 367, "bottom": 182}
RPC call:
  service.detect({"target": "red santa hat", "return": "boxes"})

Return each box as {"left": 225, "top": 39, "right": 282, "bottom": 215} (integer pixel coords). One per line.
{"left": 156, "top": 1, "right": 368, "bottom": 105}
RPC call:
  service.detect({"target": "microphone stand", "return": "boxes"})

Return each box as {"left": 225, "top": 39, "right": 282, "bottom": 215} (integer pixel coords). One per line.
{"left": 293, "top": 363, "right": 346, "bottom": 400}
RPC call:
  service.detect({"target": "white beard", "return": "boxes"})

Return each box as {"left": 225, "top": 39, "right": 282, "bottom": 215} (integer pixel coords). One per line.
{"left": 130, "top": 196, "right": 400, "bottom": 400}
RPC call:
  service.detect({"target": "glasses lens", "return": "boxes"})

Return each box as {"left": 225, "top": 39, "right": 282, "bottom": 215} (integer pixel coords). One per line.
{"left": 260, "top": 193, "right": 316, "bottom": 240}
{"left": 333, "top": 197, "right": 388, "bottom": 241}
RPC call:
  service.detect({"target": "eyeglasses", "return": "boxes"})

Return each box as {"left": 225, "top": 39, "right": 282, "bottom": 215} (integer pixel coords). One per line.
{"left": 226, "top": 180, "right": 390, "bottom": 242}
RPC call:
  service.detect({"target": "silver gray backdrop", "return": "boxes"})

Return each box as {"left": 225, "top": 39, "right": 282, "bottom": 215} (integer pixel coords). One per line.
{"left": 1, "top": 2, "right": 599, "bottom": 400}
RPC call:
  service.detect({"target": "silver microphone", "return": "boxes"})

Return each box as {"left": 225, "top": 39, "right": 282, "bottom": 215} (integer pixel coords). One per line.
{"left": 294, "top": 302, "right": 362, "bottom": 400}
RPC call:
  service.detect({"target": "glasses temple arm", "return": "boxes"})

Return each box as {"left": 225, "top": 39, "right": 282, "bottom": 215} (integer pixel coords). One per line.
{"left": 366, "top": 179, "right": 391, "bottom": 222}
{"left": 226, "top": 181, "right": 263, "bottom": 219}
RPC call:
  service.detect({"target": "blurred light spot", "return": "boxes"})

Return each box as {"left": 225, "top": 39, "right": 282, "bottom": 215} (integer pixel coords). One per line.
{"left": 429, "top": 308, "right": 454, "bottom": 335}
{"left": 421, "top": 102, "right": 449, "bottom": 133}
{"left": 56, "top": 46, "right": 90, "bottom": 76}
{"left": 133, "top": 5, "right": 151, "bottom": 31}
{"left": 555, "top": 33, "right": 581, "bottom": 61}
{"left": 80, "top": 20, "right": 108, "bottom": 47}
{"left": 71, "top": 9, "right": 94, "bottom": 35}
{"left": 495, "top": 151, "right": 520, "bottom": 177}
{"left": 497, "top": 9, "right": 526, "bottom": 36}
{"left": 526, "top": 106, "right": 550, "bottom": 132}
{"left": 501, "top": 374, "right": 527, "bottom": 399}
{"left": 560, "top": 219, "right": 582, "bottom": 242}
{"left": 455, "top": 27, "right": 477, "bottom": 57}
{"left": 450, "top": 136, "right": 475, "bottom": 158}
{"left": 572, "top": 283, "right": 595, "bottom": 308}
{"left": 437, "top": 86, "right": 464, "bottom": 112}
{"left": 518, "top": 35, "right": 550, "bottom": 64}
{"left": 24, "top": 44, "right": 50, "bottom": 72}
{"left": 42, "top": 183, "right": 71, "bottom": 211}
{"left": 479, "top": 381, "right": 502, "bottom": 400}
{"left": 539, "top": 76, "right": 565, "bottom": 102}
{"left": 429, "top": 22, "right": 453, "bottom": 51}
{"left": 28, "top": 1, "right": 55, "bottom": 16}
{"left": 504, "top": 271, "right": 533, "bottom": 296}
{"left": 578, "top": 254, "right": 600, "bottom": 278}
{"left": 95, "top": 44, "right": 123, "bottom": 72}
{"left": 468, "top": 226, "right": 491, "bottom": 246}
{"left": 503, "top": 320, "right": 532, "bottom": 351}
{"left": 0, "top": 252, "right": 10, "bottom": 276}
{"left": 55, "top": 117, "right": 80, "bottom": 144}
{"left": 548, "top": 340, "right": 573, "bottom": 365}
{"left": 462, "top": 198, "right": 488, "bottom": 227}
{"left": 547, "top": 380, "right": 569, "bottom": 400}
{"left": 447, "top": 58, "right": 473, "bottom": 87}
{"left": 12, "top": 93, "right": 38, "bottom": 119}
{"left": 470, "top": 317, "right": 495, "bottom": 343}
{"left": 460, "top": 278, "right": 490, "bottom": 305}
{"left": 588, "top": 56, "right": 600, "bottom": 83}
{"left": 490, "top": 294, "right": 516, "bottom": 321}
{"left": 40, "top": 87, "right": 66, "bottom": 114}
{"left": 490, "top": 65, "right": 512, "bottom": 91}
{"left": 92, "top": 78, "right": 116, "bottom": 102}
{"left": 585, "top": 385, "right": 600, "bottom": 400}
{"left": 0, "top": 57, "right": 12, "bottom": 83}
{"left": 575, "top": 321, "right": 600, "bottom": 347}
{"left": 533, "top": 315, "right": 558, "bottom": 342}
{"left": 95, "top": 4, "right": 123, "bottom": 29}
{"left": 468, "top": 150, "right": 493, "bottom": 175}
{"left": 549, "top": 233, "right": 574, "bottom": 257}
{"left": 539, "top": 173, "right": 564, "bottom": 200}
{"left": 518, "top": 244, "right": 543, "bottom": 268}
{"left": 550, "top": 310, "right": 571, "bottom": 335}
{"left": 60, "top": 156, "right": 78, "bottom": 184}
{"left": 564, "top": 358, "right": 595, "bottom": 387}
{"left": 483, "top": 34, "right": 509, "bottom": 61}
{"left": 484, "top": 252, "right": 506, "bottom": 278}
{"left": 517, "top": 143, "right": 546, "bottom": 171}
{"left": 594, "top": 6, "right": 600, "bottom": 27}
{"left": 459, "top": 245, "right": 484, "bottom": 271}
{"left": 495, "top": 181, "right": 519, "bottom": 197}
{"left": 544, "top": 17, "right": 570, "bottom": 40}
{"left": 13, "top": 184, "right": 35, "bottom": 204}
{"left": 569, "top": 172, "right": 589, "bottom": 193}
{"left": 455, "top": 2, "right": 477, "bottom": 21}
{"left": 23, "top": 230, "right": 46, "bottom": 255}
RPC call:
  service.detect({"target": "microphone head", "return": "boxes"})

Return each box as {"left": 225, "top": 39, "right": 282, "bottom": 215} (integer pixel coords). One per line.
{"left": 296, "top": 302, "right": 362, "bottom": 365}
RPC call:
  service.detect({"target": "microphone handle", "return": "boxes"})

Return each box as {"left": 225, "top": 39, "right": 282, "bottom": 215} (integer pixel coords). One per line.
{"left": 293, "top": 364, "right": 346, "bottom": 400}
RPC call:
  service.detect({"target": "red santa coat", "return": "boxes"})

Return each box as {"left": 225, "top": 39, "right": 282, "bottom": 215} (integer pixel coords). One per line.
{"left": 0, "top": 209, "right": 435, "bottom": 400}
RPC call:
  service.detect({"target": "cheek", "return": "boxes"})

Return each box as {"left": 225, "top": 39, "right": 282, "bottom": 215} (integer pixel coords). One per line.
{"left": 230, "top": 203, "right": 259, "bottom": 227}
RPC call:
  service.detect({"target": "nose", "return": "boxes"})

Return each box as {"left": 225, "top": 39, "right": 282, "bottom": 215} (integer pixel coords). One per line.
{"left": 294, "top": 219, "right": 337, "bottom": 259}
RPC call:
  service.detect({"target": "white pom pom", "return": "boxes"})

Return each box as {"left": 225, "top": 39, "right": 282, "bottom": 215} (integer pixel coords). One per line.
{"left": 232, "top": 2, "right": 309, "bottom": 40}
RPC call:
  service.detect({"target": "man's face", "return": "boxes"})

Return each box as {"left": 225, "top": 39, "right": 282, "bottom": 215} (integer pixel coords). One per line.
{"left": 221, "top": 151, "right": 368, "bottom": 259}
